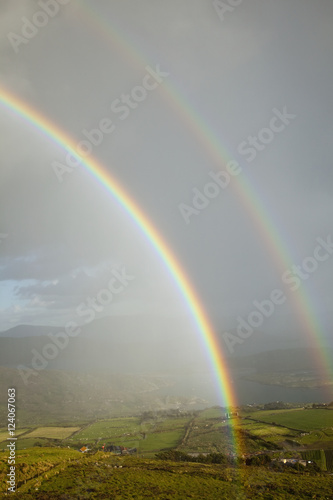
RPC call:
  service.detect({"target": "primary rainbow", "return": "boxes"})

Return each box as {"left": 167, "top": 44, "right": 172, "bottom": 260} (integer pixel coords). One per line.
{"left": 77, "top": 2, "right": 332, "bottom": 386}
{"left": 0, "top": 88, "right": 243, "bottom": 453}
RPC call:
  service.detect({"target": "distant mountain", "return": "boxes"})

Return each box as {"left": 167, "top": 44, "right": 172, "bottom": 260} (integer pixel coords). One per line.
{"left": 229, "top": 348, "right": 333, "bottom": 373}
{"left": 0, "top": 316, "right": 206, "bottom": 375}
{"left": 227, "top": 348, "right": 333, "bottom": 390}
{"left": 221, "top": 328, "right": 331, "bottom": 357}
{"left": 1, "top": 318, "right": 331, "bottom": 377}
{"left": 0, "top": 367, "right": 183, "bottom": 426}
{"left": 0, "top": 315, "right": 198, "bottom": 341}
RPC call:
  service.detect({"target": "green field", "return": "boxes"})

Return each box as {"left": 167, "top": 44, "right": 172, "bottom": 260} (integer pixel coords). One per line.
{"left": 139, "top": 430, "right": 184, "bottom": 452}
{"left": 197, "top": 407, "right": 226, "bottom": 420}
{"left": 1, "top": 437, "right": 53, "bottom": 450}
{"left": 242, "top": 408, "right": 304, "bottom": 418}
{"left": 71, "top": 416, "right": 191, "bottom": 454}
{"left": 0, "top": 426, "right": 81, "bottom": 451}
{"left": 73, "top": 417, "right": 141, "bottom": 442}
{"left": 240, "top": 409, "right": 333, "bottom": 451}
{"left": 0, "top": 428, "right": 31, "bottom": 442}
{"left": 1, "top": 416, "right": 192, "bottom": 455}
{"left": 242, "top": 423, "right": 292, "bottom": 437}
{"left": 23, "top": 427, "right": 80, "bottom": 440}
{"left": 246, "top": 409, "right": 333, "bottom": 431}
{"left": 136, "top": 417, "right": 190, "bottom": 454}
{"left": 236, "top": 420, "right": 298, "bottom": 442}
{"left": 296, "top": 429, "right": 333, "bottom": 448}
{"left": 0, "top": 406, "right": 331, "bottom": 466}
{"left": 178, "top": 413, "right": 236, "bottom": 454}
{"left": 182, "top": 428, "right": 233, "bottom": 453}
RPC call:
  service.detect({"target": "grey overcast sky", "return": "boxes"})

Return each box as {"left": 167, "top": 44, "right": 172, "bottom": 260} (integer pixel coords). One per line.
{"left": 0, "top": 1, "right": 332, "bottom": 357}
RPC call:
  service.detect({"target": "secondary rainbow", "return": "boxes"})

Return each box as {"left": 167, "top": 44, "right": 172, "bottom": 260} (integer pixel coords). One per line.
{"left": 77, "top": 3, "right": 332, "bottom": 385}
{"left": 0, "top": 88, "right": 244, "bottom": 450}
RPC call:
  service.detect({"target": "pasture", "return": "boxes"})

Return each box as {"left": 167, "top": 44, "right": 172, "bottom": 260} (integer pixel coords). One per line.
{"left": 0, "top": 428, "right": 31, "bottom": 442}
{"left": 70, "top": 416, "right": 191, "bottom": 455}
{"left": 73, "top": 417, "right": 141, "bottom": 442}
{"left": 246, "top": 409, "right": 333, "bottom": 432}
{"left": 23, "top": 427, "right": 81, "bottom": 440}
{"left": 197, "top": 407, "right": 226, "bottom": 420}
{"left": 139, "top": 430, "right": 184, "bottom": 452}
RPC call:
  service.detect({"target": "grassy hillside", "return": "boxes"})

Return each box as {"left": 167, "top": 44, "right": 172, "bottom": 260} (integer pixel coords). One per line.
{"left": 1, "top": 448, "right": 333, "bottom": 499}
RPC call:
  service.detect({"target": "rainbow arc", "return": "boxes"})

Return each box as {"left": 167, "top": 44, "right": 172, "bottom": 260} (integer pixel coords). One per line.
{"left": 0, "top": 88, "right": 243, "bottom": 456}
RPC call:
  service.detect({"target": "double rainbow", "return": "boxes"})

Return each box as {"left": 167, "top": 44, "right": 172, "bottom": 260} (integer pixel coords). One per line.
{"left": 0, "top": 89, "right": 240, "bottom": 445}
{"left": 76, "top": 1, "right": 332, "bottom": 385}
{"left": 2, "top": 5, "right": 332, "bottom": 468}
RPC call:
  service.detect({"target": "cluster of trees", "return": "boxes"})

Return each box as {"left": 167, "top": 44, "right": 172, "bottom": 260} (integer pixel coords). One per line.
{"left": 245, "top": 454, "right": 272, "bottom": 466}
{"left": 156, "top": 450, "right": 323, "bottom": 475}
{"left": 155, "top": 450, "right": 237, "bottom": 465}
{"left": 263, "top": 402, "right": 292, "bottom": 410}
